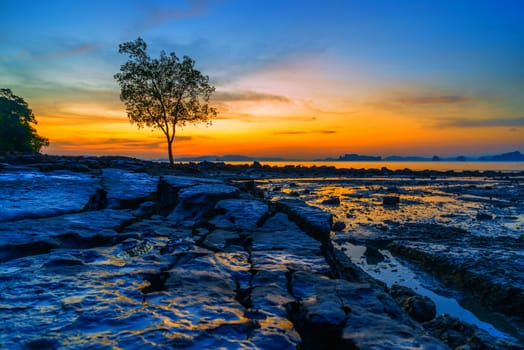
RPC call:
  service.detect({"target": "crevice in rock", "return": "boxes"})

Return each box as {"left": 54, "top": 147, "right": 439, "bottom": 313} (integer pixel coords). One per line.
{"left": 81, "top": 188, "right": 107, "bottom": 211}
{"left": 0, "top": 241, "right": 60, "bottom": 263}
{"left": 141, "top": 272, "right": 169, "bottom": 294}
{"left": 285, "top": 301, "right": 348, "bottom": 350}
{"left": 235, "top": 284, "right": 253, "bottom": 309}
{"left": 156, "top": 178, "right": 180, "bottom": 216}
{"left": 56, "top": 233, "right": 120, "bottom": 249}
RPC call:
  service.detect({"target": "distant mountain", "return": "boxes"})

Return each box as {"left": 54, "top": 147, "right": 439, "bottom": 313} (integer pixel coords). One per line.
{"left": 478, "top": 151, "right": 524, "bottom": 162}
{"left": 174, "top": 154, "right": 285, "bottom": 162}
{"left": 383, "top": 155, "right": 432, "bottom": 161}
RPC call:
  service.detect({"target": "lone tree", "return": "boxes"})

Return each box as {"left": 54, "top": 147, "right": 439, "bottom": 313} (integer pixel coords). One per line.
{"left": 0, "top": 88, "right": 49, "bottom": 154}
{"left": 114, "top": 37, "right": 217, "bottom": 165}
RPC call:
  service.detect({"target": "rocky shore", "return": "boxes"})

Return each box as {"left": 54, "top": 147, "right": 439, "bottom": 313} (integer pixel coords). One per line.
{"left": 0, "top": 155, "right": 523, "bottom": 349}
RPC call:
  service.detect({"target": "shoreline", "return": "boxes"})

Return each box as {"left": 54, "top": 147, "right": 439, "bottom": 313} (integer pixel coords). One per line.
{"left": 2, "top": 153, "right": 524, "bottom": 179}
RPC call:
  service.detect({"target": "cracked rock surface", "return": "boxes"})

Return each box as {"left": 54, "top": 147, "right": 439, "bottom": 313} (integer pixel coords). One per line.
{"left": 2, "top": 157, "right": 514, "bottom": 349}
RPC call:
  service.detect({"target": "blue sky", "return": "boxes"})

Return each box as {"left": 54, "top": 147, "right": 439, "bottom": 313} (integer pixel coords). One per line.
{"left": 1, "top": 0, "right": 523, "bottom": 158}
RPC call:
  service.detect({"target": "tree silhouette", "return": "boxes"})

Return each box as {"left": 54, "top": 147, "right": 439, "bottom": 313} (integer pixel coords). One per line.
{"left": 114, "top": 37, "right": 217, "bottom": 165}
{"left": 0, "top": 88, "right": 49, "bottom": 154}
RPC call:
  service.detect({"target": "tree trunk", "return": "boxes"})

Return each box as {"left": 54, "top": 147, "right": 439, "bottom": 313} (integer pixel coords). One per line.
{"left": 167, "top": 138, "right": 174, "bottom": 165}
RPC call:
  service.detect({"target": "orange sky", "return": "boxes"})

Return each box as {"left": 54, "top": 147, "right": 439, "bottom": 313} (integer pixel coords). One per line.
{"left": 2, "top": 1, "right": 523, "bottom": 160}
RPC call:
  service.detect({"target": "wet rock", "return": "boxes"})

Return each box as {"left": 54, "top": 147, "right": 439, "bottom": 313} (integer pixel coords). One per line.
{"left": 364, "top": 246, "right": 385, "bottom": 265}
{"left": 338, "top": 281, "right": 448, "bottom": 349}
{"left": 102, "top": 168, "right": 158, "bottom": 209}
{"left": 424, "top": 314, "right": 523, "bottom": 350}
{"left": 276, "top": 199, "right": 333, "bottom": 244}
{"left": 288, "top": 271, "right": 349, "bottom": 349}
{"left": 383, "top": 195, "right": 400, "bottom": 206}
{"left": 23, "top": 337, "right": 60, "bottom": 350}
{"left": 161, "top": 174, "right": 222, "bottom": 188}
{"left": 389, "top": 239, "right": 524, "bottom": 318}
{"left": 333, "top": 221, "right": 346, "bottom": 231}
{"left": 43, "top": 258, "right": 85, "bottom": 268}
{"left": 0, "top": 170, "right": 98, "bottom": 221}
{"left": 389, "top": 285, "right": 436, "bottom": 322}
{"left": 117, "top": 239, "right": 154, "bottom": 259}
{"left": 210, "top": 198, "right": 269, "bottom": 230}
{"left": 249, "top": 316, "right": 300, "bottom": 350}
{"left": 251, "top": 228, "right": 321, "bottom": 252}
{"left": 201, "top": 229, "right": 242, "bottom": 251}
{"left": 322, "top": 196, "right": 341, "bottom": 205}
{"left": 81, "top": 188, "right": 108, "bottom": 211}
{"left": 0, "top": 209, "right": 136, "bottom": 262}
{"left": 168, "top": 184, "right": 239, "bottom": 226}
{"left": 476, "top": 212, "right": 493, "bottom": 220}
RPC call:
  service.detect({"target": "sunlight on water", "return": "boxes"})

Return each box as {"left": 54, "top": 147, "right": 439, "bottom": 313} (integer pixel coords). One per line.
{"left": 227, "top": 161, "right": 524, "bottom": 172}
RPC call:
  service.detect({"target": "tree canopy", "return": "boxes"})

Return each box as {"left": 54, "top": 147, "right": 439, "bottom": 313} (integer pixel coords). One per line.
{"left": 0, "top": 89, "right": 49, "bottom": 154}
{"left": 114, "top": 37, "right": 217, "bottom": 164}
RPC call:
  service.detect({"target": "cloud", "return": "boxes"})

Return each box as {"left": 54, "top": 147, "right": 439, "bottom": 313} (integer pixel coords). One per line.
{"left": 213, "top": 90, "right": 291, "bottom": 103}
{"left": 436, "top": 117, "right": 524, "bottom": 128}
{"left": 273, "top": 130, "right": 337, "bottom": 135}
{"left": 51, "top": 135, "right": 193, "bottom": 150}
{"left": 42, "top": 44, "right": 97, "bottom": 59}
{"left": 274, "top": 131, "right": 307, "bottom": 135}
{"left": 396, "top": 95, "right": 473, "bottom": 105}
{"left": 368, "top": 92, "right": 477, "bottom": 111}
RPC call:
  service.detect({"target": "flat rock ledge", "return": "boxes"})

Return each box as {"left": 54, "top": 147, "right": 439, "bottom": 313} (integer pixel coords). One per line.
{"left": 1, "top": 157, "right": 521, "bottom": 349}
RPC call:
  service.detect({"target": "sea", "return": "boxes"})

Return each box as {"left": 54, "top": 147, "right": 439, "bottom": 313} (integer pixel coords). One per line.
{"left": 224, "top": 161, "right": 524, "bottom": 172}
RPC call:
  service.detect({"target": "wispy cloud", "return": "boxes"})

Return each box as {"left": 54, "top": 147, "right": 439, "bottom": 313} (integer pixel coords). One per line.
{"left": 51, "top": 135, "right": 193, "bottom": 149}
{"left": 437, "top": 117, "right": 524, "bottom": 128}
{"left": 396, "top": 95, "right": 473, "bottom": 105}
{"left": 368, "top": 91, "right": 478, "bottom": 110}
{"left": 43, "top": 44, "right": 97, "bottom": 59}
{"left": 135, "top": 0, "right": 216, "bottom": 33}
{"left": 0, "top": 43, "right": 97, "bottom": 63}
{"left": 213, "top": 90, "right": 291, "bottom": 103}
{"left": 273, "top": 130, "right": 337, "bottom": 135}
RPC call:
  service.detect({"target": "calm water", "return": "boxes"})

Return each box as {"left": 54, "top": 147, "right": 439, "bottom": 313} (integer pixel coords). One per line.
{"left": 226, "top": 161, "right": 524, "bottom": 172}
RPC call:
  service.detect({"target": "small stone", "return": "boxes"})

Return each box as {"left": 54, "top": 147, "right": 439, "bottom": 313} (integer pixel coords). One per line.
{"left": 476, "top": 212, "right": 493, "bottom": 220}
{"left": 322, "top": 197, "right": 341, "bottom": 205}
{"left": 332, "top": 221, "right": 346, "bottom": 231}
{"left": 402, "top": 295, "right": 436, "bottom": 323}
{"left": 383, "top": 196, "right": 400, "bottom": 206}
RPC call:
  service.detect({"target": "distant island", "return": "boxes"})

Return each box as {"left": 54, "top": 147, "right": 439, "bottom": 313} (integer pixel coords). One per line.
{"left": 321, "top": 151, "right": 524, "bottom": 162}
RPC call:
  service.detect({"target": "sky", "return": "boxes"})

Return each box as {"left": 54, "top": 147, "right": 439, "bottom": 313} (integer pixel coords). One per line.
{"left": 1, "top": 0, "right": 523, "bottom": 159}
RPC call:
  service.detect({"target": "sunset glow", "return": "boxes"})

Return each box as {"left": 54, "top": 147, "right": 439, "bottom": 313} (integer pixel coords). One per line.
{"left": 1, "top": 0, "right": 523, "bottom": 159}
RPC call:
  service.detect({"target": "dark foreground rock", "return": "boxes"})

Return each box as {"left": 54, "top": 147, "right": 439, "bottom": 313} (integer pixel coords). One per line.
{"left": 0, "top": 155, "right": 521, "bottom": 349}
